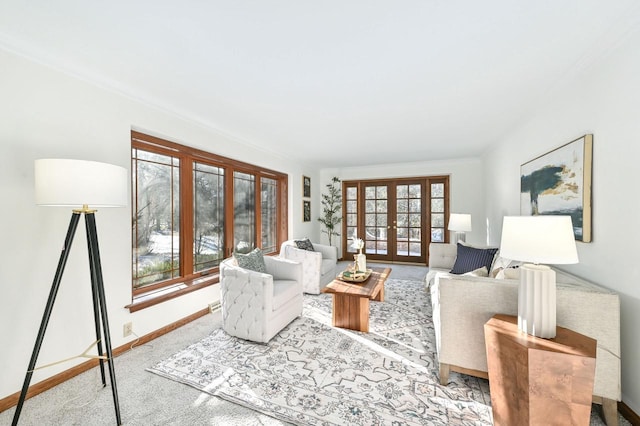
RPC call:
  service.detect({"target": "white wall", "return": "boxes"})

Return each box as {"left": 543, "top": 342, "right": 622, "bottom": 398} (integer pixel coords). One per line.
{"left": 5, "top": 22, "right": 639, "bottom": 415}
{"left": 321, "top": 157, "right": 485, "bottom": 255}
{"left": 483, "top": 28, "right": 640, "bottom": 412}
{"left": 0, "top": 49, "right": 318, "bottom": 401}
{"left": 288, "top": 170, "right": 322, "bottom": 243}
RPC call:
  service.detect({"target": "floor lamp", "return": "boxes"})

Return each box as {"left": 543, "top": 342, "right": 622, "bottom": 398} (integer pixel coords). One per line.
{"left": 12, "top": 159, "right": 127, "bottom": 426}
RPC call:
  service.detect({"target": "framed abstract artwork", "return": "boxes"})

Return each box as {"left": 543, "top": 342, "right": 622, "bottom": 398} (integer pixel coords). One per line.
{"left": 520, "top": 134, "right": 593, "bottom": 242}
{"left": 303, "top": 200, "right": 311, "bottom": 222}
{"left": 303, "top": 176, "right": 311, "bottom": 198}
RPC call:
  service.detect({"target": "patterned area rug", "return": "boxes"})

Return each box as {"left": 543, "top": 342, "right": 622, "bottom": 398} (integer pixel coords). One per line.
{"left": 148, "top": 279, "right": 493, "bottom": 425}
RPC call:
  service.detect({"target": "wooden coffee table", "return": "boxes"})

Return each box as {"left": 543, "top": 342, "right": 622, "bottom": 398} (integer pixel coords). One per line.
{"left": 321, "top": 267, "right": 391, "bottom": 332}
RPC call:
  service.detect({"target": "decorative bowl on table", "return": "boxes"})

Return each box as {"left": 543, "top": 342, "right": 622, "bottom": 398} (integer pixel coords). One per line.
{"left": 338, "top": 269, "right": 372, "bottom": 283}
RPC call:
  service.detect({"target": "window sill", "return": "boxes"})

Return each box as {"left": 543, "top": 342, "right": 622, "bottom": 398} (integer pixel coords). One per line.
{"left": 126, "top": 275, "right": 218, "bottom": 313}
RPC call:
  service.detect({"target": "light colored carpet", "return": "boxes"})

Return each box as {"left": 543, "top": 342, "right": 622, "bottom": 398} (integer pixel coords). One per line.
{"left": 148, "top": 279, "right": 493, "bottom": 425}
{"left": 0, "top": 263, "right": 628, "bottom": 425}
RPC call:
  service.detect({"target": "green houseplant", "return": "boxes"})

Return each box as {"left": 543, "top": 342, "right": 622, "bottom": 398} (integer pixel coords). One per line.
{"left": 318, "top": 176, "right": 342, "bottom": 246}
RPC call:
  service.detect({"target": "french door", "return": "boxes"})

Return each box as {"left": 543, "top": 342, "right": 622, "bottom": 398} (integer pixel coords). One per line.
{"left": 343, "top": 176, "right": 449, "bottom": 264}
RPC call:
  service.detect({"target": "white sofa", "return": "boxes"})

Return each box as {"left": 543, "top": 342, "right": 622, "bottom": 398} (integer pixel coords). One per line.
{"left": 279, "top": 240, "right": 338, "bottom": 294}
{"left": 427, "top": 243, "right": 621, "bottom": 426}
{"left": 219, "top": 256, "right": 303, "bottom": 343}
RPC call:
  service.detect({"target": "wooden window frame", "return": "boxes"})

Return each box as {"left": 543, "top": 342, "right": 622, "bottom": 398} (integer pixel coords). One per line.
{"left": 128, "top": 131, "right": 288, "bottom": 311}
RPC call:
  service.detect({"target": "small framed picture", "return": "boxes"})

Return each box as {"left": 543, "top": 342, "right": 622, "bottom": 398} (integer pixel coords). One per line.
{"left": 303, "top": 200, "right": 311, "bottom": 222}
{"left": 303, "top": 175, "right": 311, "bottom": 198}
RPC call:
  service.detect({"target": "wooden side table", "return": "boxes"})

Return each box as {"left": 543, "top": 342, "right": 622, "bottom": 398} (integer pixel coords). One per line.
{"left": 484, "top": 314, "right": 597, "bottom": 426}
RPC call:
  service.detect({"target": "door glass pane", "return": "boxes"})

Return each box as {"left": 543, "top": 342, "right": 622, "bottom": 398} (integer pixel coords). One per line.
{"left": 233, "top": 171, "right": 255, "bottom": 253}
{"left": 346, "top": 185, "right": 358, "bottom": 246}
{"left": 396, "top": 227, "right": 408, "bottom": 239}
{"left": 396, "top": 183, "right": 422, "bottom": 257}
{"left": 365, "top": 186, "right": 375, "bottom": 198}
{"left": 431, "top": 183, "right": 444, "bottom": 198}
{"left": 409, "top": 242, "right": 422, "bottom": 255}
{"left": 397, "top": 241, "right": 409, "bottom": 256}
{"left": 365, "top": 185, "right": 388, "bottom": 255}
{"left": 193, "top": 162, "right": 224, "bottom": 272}
{"left": 132, "top": 149, "right": 180, "bottom": 289}
{"left": 346, "top": 187, "right": 357, "bottom": 199}
{"left": 365, "top": 199, "right": 375, "bottom": 213}
{"left": 409, "top": 213, "right": 421, "bottom": 227}
{"left": 365, "top": 227, "right": 377, "bottom": 240}
{"left": 366, "top": 214, "right": 376, "bottom": 227}
{"left": 432, "top": 213, "right": 444, "bottom": 227}
{"left": 431, "top": 198, "right": 444, "bottom": 212}
{"left": 261, "top": 177, "right": 278, "bottom": 254}
{"left": 430, "top": 182, "right": 446, "bottom": 243}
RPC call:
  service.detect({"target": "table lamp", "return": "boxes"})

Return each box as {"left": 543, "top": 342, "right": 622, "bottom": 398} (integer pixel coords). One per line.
{"left": 13, "top": 159, "right": 127, "bottom": 426}
{"left": 499, "top": 215, "right": 578, "bottom": 338}
{"left": 448, "top": 213, "right": 472, "bottom": 243}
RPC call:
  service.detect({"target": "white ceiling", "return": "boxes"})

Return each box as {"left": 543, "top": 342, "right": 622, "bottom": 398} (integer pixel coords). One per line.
{"left": 1, "top": 1, "right": 638, "bottom": 168}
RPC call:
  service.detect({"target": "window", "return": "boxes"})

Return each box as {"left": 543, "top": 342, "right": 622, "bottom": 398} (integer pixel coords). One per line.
{"left": 233, "top": 171, "right": 256, "bottom": 253}
{"left": 131, "top": 131, "right": 287, "bottom": 310}
{"left": 193, "top": 162, "right": 225, "bottom": 273}
{"left": 261, "top": 177, "right": 278, "bottom": 253}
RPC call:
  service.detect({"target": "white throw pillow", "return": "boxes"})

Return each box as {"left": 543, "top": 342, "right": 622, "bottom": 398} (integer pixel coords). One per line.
{"left": 490, "top": 253, "right": 522, "bottom": 277}
{"left": 503, "top": 267, "right": 520, "bottom": 280}
{"left": 463, "top": 266, "right": 489, "bottom": 277}
{"left": 496, "top": 267, "right": 520, "bottom": 280}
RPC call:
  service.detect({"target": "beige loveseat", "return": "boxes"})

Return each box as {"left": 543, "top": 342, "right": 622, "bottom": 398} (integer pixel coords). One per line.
{"left": 427, "top": 243, "right": 621, "bottom": 426}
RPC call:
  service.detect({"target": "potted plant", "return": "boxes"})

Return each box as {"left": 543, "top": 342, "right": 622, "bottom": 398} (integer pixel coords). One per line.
{"left": 318, "top": 176, "right": 342, "bottom": 246}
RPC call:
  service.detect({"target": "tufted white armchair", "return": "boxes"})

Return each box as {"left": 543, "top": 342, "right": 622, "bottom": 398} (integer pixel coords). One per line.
{"left": 219, "top": 256, "right": 303, "bottom": 343}
{"left": 279, "top": 240, "right": 338, "bottom": 294}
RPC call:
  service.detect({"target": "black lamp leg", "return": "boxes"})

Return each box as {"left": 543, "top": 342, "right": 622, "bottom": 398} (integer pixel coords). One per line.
{"left": 12, "top": 211, "right": 122, "bottom": 426}
{"left": 12, "top": 212, "right": 81, "bottom": 426}
{"left": 85, "top": 212, "right": 122, "bottom": 425}
{"left": 86, "top": 219, "right": 107, "bottom": 388}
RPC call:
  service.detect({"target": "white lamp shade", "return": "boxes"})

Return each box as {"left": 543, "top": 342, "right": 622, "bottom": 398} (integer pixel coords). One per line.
{"left": 35, "top": 159, "right": 128, "bottom": 208}
{"left": 448, "top": 213, "right": 472, "bottom": 232}
{"left": 500, "top": 216, "right": 578, "bottom": 264}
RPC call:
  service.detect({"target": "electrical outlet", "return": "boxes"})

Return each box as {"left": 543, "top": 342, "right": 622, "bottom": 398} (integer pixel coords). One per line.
{"left": 208, "top": 301, "right": 221, "bottom": 313}
{"left": 123, "top": 322, "right": 133, "bottom": 337}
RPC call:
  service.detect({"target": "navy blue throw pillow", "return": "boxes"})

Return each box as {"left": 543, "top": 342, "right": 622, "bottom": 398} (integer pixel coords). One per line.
{"left": 449, "top": 243, "right": 498, "bottom": 275}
